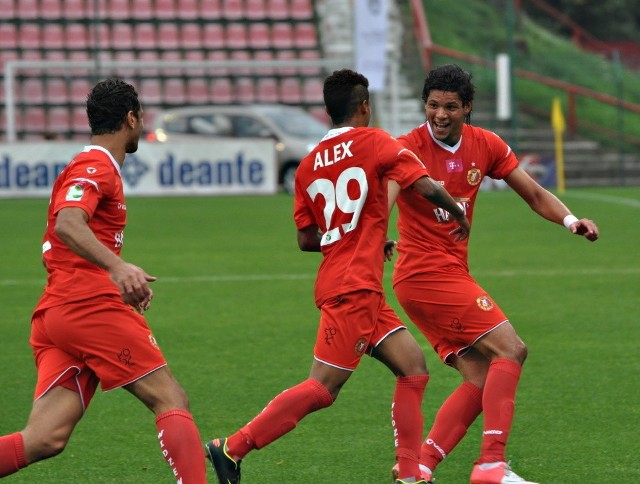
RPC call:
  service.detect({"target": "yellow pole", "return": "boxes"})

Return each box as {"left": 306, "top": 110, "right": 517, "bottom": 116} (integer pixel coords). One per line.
{"left": 551, "top": 97, "right": 566, "bottom": 193}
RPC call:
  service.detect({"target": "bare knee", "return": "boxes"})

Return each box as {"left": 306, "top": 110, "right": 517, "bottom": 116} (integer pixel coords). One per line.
{"left": 22, "top": 427, "right": 71, "bottom": 463}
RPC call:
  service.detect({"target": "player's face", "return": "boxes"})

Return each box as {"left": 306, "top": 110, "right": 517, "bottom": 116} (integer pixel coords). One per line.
{"left": 125, "top": 108, "right": 144, "bottom": 153}
{"left": 424, "top": 90, "right": 471, "bottom": 146}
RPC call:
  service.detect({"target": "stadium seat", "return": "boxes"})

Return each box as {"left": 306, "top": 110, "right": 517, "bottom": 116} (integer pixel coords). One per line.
{"left": 137, "top": 50, "right": 161, "bottom": 76}
{"left": 130, "top": 0, "right": 154, "bottom": 19}
{"left": 207, "top": 50, "right": 229, "bottom": 76}
{"left": 164, "top": 78, "right": 186, "bottom": 105}
{"left": 203, "top": 24, "right": 225, "bottom": 49}
{"left": 229, "top": 50, "right": 251, "bottom": 76}
{"left": 248, "top": 23, "right": 271, "bottom": 49}
{"left": 47, "top": 107, "right": 71, "bottom": 136}
{"left": 16, "top": 0, "right": 39, "bottom": 19}
{"left": 63, "top": 0, "right": 86, "bottom": 19}
{"left": 294, "top": 23, "right": 318, "bottom": 49}
{"left": 256, "top": 77, "right": 279, "bottom": 103}
{"left": 184, "top": 50, "right": 206, "bottom": 76}
{"left": 244, "top": 0, "right": 267, "bottom": 20}
{"left": 309, "top": 106, "right": 330, "bottom": 124}
{"left": 272, "top": 23, "right": 294, "bottom": 49}
{"left": 71, "top": 106, "right": 89, "bottom": 133}
{"left": 140, "top": 78, "right": 163, "bottom": 104}
{"left": 18, "top": 50, "right": 44, "bottom": 76}
{"left": 25, "top": 107, "right": 47, "bottom": 134}
{"left": 0, "top": 24, "right": 17, "bottom": 49}
{"left": 89, "top": 24, "right": 111, "bottom": 50}
{"left": 235, "top": 77, "right": 256, "bottom": 103}
{"left": 267, "top": 0, "right": 289, "bottom": 20}
{"left": 225, "top": 23, "right": 248, "bottom": 50}
{"left": 222, "top": 0, "right": 244, "bottom": 19}
{"left": 180, "top": 23, "right": 203, "bottom": 49}
{"left": 199, "top": 0, "right": 222, "bottom": 19}
{"left": 299, "top": 49, "right": 321, "bottom": 75}
{"left": 65, "top": 24, "right": 89, "bottom": 49}
{"left": 279, "top": 77, "right": 302, "bottom": 104}
{"left": 40, "top": 0, "right": 63, "bottom": 19}
{"left": 111, "top": 23, "right": 134, "bottom": 49}
{"left": 161, "top": 50, "right": 183, "bottom": 76}
{"left": 253, "top": 50, "right": 275, "bottom": 75}
{"left": 154, "top": 0, "right": 176, "bottom": 20}
{"left": 176, "top": 0, "right": 199, "bottom": 19}
{"left": 42, "top": 24, "right": 65, "bottom": 50}
{"left": 133, "top": 23, "right": 157, "bottom": 50}
{"left": 107, "top": 0, "right": 131, "bottom": 20}
{"left": 0, "top": 0, "right": 15, "bottom": 20}
{"left": 210, "top": 78, "right": 233, "bottom": 103}
{"left": 46, "top": 79, "right": 69, "bottom": 104}
{"left": 157, "top": 23, "right": 180, "bottom": 50}
{"left": 69, "top": 78, "right": 91, "bottom": 104}
{"left": 22, "top": 79, "right": 45, "bottom": 105}
{"left": 290, "top": 0, "right": 314, "bottom": 20}
{"left": 18, "top": 24, "right": 42, "bottom": 50}
{"left": 113, "top": 50, "right": 137, "bottom": 77}
{"left": 185, "top": 78, "right": 210, "bottom": 104}
{"left": 275, "top": 49, "right": 297, "bottom": 75}
{"left": 302, "top": 78, "right": 324, "bottom": 103}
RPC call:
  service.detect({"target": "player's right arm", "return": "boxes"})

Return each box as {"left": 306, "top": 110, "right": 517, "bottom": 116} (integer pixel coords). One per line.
{"left": 55, "top": 207, "right": 156, "bottom": 310}
{"left": 297, "top": 224, "right": 322, "bottom": 252}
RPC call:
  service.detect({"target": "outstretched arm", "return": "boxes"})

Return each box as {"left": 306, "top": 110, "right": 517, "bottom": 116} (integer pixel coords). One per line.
{"left": 504, "top": 167, "right": 599, "bottom": 241}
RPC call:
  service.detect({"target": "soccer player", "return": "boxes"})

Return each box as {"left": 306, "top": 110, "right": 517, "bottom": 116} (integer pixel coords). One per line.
{"left": 205, "top": 69, "right": 470, "bottom": 484}
{"left": 0, "top": 79, "right": 207, "bottom": 483}
{"left": 386, "top": 64, "right": 599, "bottom": 484}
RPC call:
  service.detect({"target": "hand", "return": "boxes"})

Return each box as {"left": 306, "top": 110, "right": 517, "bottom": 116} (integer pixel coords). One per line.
{"left": 569, "top": 218, "right": 599, "bottom": 241}
{"left": 109, "top": 261, "right": 157, "bottom": 309}
{"left": 449, "top": 215, "right": 471, "bottom": 242}
{"left": 384, "top": 240, "right": 397, "bottom": 261}
{"left": 136, "top": 289, "right": 154, "bottom": 314}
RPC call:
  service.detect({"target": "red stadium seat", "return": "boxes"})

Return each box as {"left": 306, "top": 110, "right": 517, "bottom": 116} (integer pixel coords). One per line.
{"left": 207, "top": 50, "right": 229, "bottom": 76}
{"left": 180, "top": 23, "right": 203, "bottom": 49}
{"left": 16, "top": 0, "right": 39, "bottom": 19}
{"left": 199, "top": 0, "right": 222, "bottom": 19}
{"left": 225, "top": 23, "right": 248, "bottom": 50}
{"left": 18, "top": 24, "right": 42, "bottom": 50}
{"left": 279, "top": 77, "right": 302, "bottom": 104}
{"left": 299, "top": 49, "right": 321, "bottom": 75}
{"left": 140, "top": 78, "right": 163, "bottom": 104}
{"left": 183, "top": 50, "right": 206, "bottom": 76}
{"left": 253, "top": 50, "right": 275, "bottom": 75}
{"left": 65, "top": 24, "right": 89, "bottom": 49}
{"left": 40, "top": 0, "right": 63, "bottom": 19}
{"left": 113, "top": 50, "right": 137, "bottom": 77}
{"left": 185, "top": 78, "right": 210, "bottom": 104}
{"left": 130, "top": 0, "right": 154, "bottom": 19}
{"left": 248, "top": 23, "right": 271, "bottom": 49}
{"left": 235, "top": 77, "right": 256, "bottom": 103}
{"left": 0, "top": 24, "right": 17, "bottom": 49}
{"left": 107, "top": 0, "right": 131, "bottom": 20}
{"left": 71, "top": 106, "right": 89, "bottom": 133}
{"left": 161, "top": 50, "right": 183, "bottom": 76}
{"left": 176, "top": 0, "right": 199, "bottom": 19}
{"left": 229, "top": 50, "right": 251, "bottom": 76}
{"left": 69, "top": 78, "right": 91, "bottom": 104}
{"left": 294, "top": 23, "right": 318, "bottom": 49}
{"left": 290, "top": 0, "right": 314, "bottom": 19}
{"left": 134, "top": 23, "right": 157, "bottom": 50}
{"left": 222, "top": 0, "right": 244, "bottom": 19}
{"left": 210, "top": 78, "right": 233, "bottom": 103}
{"left": 157, "top": 23, "right": 180, "bottom": 50}
{"left": 22, "top": 79, "right": 45, "bottom": 105}
{"left": 0, "top": 0, "right": 16, "bottom": 20}
{"left": 47, "top": 107, "right": 71, "bottom": 135}
{"left": 89, "top": 24, "right": 111, "bottom": 49}
{"left": 111, "top": 23, "right": 134, "bottom": 49}
{"left": 267, "top": 0, "right": 289, "bottom": 20}
{"left": 256, "top": 77, "right": 278, "bottom": 103}
{"left": 42, "top": 24, "right": 64, "bottom": 50}
{"left": 202, "top": 24, "right": 225, "bottom": 49}
{"left": 154, "top": 0, "right": 176, "bottom": 20}
{"left": 302, "top": 78, "right": 323, "bottom": 103}
{"left": 275, "top": 49, "right": 297, "bottom": 75}
{"left": 63, "top": 0, "right": 86, "bottom": 19}
{"left": 25, "top": 107, "right": 47, "bottom": 134}
{"left": 271, "top": 23, "right": 293, "bottom": 49}
{"left": 244, "top": 0, "right": 266, "bottom": 20}
{"left": 46, "top": 79, "right": 69, "bottom": 104}
{"left": 164, "top": 78, "right": 186, "bottom": 105}
{"left": 309, "top": 106, "right": 330, "bottom": 124}
{"left": 137, "top": 50, "right": 161, "bottom": 76}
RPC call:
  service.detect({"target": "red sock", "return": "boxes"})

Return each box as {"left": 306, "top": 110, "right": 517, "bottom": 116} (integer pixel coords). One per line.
{"left": 421, "top": 381, "right": 483, "bottom": 470}
{"left": 227, "top": 378, "right": 333, "bottom": 459}
{"left": 393, "top": 374, "right": 429, "bottom": 480}
{"left": 478, "top": 358, "right": 522, "bottom": 464}
{"left": 0, "top": 432, "right": 27, "bottom": 477}
{"left": 156, "top": 410, "right": 207, "bottom": 483}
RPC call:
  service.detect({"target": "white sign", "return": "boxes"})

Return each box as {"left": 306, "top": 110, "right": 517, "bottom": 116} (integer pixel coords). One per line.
{"left": 0, "top": 140, "right": 278, "bottom": 198}
{"left": 354, "top": 0, "right": 389, "bottom": 92}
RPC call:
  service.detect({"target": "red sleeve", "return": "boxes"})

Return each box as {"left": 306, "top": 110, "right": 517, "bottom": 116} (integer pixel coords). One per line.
{"left": 485, "top": 131, "right": 519, "bottom": 179}
{"left": 374, "top": 130, "right": 430, "bottom": 188}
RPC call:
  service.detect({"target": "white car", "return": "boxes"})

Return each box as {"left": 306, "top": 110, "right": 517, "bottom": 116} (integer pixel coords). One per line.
{"left": 148, "top": 104, "right": 329, "bottom": 194}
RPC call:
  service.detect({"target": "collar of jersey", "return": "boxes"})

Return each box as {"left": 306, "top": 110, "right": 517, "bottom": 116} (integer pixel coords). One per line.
{"left": 321, "top": 126, "right": 355, "bottom": 142}
{"left": 83, "top": 145, "right": 122, "bottom": 176}
{"left": 425, "top": 122, "right": 462, "bottom": 153}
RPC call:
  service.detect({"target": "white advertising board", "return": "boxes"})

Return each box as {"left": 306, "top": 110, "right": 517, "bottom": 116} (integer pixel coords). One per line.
{"left": 0, "top": 139, "right": 278, "bottom": 198}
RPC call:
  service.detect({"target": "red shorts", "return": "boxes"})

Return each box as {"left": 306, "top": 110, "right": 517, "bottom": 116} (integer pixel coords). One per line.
{"left": 394, "top": 271, "right": 508, "bottom": 364}
{"left": 30, "top": 295, "right": 167, "bottom": 408}
{"left": 313, "top": 290, "right": 406, "bottom": 371}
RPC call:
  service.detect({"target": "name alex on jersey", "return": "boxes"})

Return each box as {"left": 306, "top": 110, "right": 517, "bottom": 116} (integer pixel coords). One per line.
{"left": 313, "top": 140, "right": 354, "bottom": 170}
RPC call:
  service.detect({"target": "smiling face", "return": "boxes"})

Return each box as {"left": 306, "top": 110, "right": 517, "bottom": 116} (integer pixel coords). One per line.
{"left": 424, "top": 90, "right": 472, "bottom": 146}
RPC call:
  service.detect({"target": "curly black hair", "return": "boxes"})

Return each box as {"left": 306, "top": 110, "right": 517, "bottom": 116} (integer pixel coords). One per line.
{"left": 421, "top": 64, "right": 475, "bottom": 107}
{"left": 86, "top": 78, "right": 141, "bottom": 135}
{"left": 323, "top": 69, "right": 369, "bottom": 125}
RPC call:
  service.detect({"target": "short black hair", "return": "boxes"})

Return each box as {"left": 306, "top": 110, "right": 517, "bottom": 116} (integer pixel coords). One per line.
{"left": 323, "top": 69, "right": 369, "bottom": 125}
{"left": 86, "top": 78, "right": 141, "bottom": 135}
{"left": 421, "top": 64, "right": 475, "bottom": 107}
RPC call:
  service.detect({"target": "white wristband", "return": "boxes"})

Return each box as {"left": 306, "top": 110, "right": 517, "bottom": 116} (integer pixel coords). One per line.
{"left": 563, "top": 214, "right": 579, "bottom": 229}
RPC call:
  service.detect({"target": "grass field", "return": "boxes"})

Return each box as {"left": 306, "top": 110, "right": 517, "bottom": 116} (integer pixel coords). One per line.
{"left": 1, "top": 186, "right": 638, "bottom": 483}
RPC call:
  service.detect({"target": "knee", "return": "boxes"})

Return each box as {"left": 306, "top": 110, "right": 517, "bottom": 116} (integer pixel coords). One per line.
{"left": 23, "top": 428, "right": 70, "bottom": 463}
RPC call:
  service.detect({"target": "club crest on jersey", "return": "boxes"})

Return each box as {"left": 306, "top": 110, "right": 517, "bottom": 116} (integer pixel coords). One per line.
{"left": 65, "top": 183, "right": 85, "bottom": 201}
{"left": 354, "top": 338, "right": 367, "bottom": 356}
{"left": 476, "top": 295, "right": 494, "bottom": 311}
{"left": 467, "top": 168, "right": 482, "bottom": 186}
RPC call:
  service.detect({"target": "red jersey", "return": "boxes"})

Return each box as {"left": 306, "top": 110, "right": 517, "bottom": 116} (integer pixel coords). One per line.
{"left": 294, "top": 127, "right": 430, "bottom": 307}
{"left": 35, "top": 146, "right": 126, "bottom": 311}
{"left": 393, "top": 122, "right": 519, "bottom": 284}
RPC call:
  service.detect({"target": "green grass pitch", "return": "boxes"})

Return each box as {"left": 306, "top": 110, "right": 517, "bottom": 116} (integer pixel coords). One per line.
{"left": 1, "top": 186, "right": 638, "bottom": 483}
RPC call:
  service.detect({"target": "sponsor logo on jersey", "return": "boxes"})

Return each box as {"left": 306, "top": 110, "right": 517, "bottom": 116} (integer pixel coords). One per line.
{"left": 65, "top": 183, "right": 85, "bottom": 201}
{"left": 354, "top": 338, "right": 367, "bottom": 356}
{"left": 445, "top": 158, "right": 464, "bottom": 173}
{"left": 467, "top": 168, "right": 482, "bottom": 185}
{"left": 476, "top": 295, "right": 494, "bottom": 311}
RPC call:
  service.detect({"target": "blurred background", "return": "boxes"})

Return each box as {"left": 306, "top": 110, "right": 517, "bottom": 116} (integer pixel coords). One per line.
{"left": 1, "top": 0, "right": 639, "bottom": 189}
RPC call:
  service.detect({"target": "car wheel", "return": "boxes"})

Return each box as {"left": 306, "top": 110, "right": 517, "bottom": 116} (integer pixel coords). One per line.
{"left": 281, "top": 162, "right": 298, "bottom": 195}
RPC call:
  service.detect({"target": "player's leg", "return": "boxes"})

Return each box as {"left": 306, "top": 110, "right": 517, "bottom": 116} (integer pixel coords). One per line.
{"left": 372, "top": 307, "right": 429, "bottom": 483}
{"left": 125, "top": 367, "right": 207, "bottom": 484}
{"left": 0, "top": 385, "right": 83, "bottom": 477}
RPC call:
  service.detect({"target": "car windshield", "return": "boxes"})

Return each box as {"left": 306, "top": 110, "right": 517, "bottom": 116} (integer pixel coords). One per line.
{"left": 262, "top": 109, "right": 327, "bottom": 139}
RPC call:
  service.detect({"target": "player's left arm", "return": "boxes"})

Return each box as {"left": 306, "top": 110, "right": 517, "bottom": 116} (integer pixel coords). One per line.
{"left": 504, "top": 166, "right": 599, "bottom": 241}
